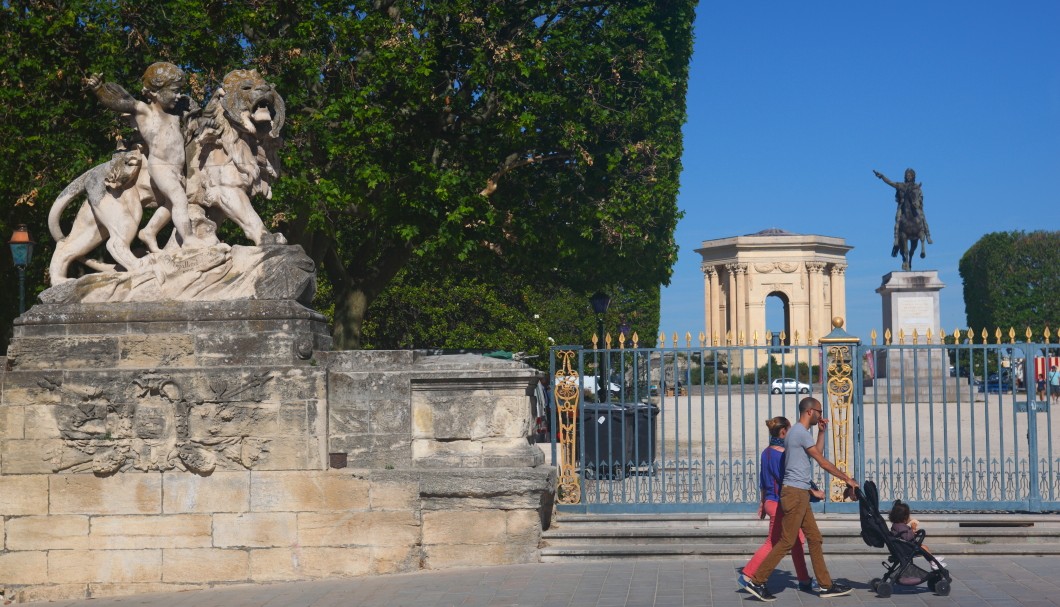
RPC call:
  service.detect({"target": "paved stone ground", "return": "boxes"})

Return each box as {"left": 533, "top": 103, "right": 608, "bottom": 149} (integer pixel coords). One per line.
{"left": 38, "top": 556, "right": 1060, "bottom": 607}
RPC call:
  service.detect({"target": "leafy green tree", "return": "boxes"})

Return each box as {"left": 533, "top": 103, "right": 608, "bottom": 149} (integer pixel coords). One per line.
{"left": 0, "top": 1, "right": 694, "bottom": 351}
{"left": 959, "top": 231, "right": 1060, "bottom": 335}
{"left": 361, "top": 254, "right": 661, "bottom": 369}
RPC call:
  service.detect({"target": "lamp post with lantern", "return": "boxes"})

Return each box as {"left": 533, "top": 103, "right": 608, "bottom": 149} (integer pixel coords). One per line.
{"left": 8, "top": 225, "right": 35, "bottom": 315}
{"left": 589, "top": 291, "right": 611, "bottom": 402}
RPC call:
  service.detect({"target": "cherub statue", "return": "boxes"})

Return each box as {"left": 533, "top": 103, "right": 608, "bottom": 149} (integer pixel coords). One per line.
{"left": 84, "top": 62, "right": 203, "bottom": 248}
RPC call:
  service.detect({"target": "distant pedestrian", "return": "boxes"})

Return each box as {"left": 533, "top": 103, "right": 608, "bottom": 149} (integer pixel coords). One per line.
{"left": 1037, "top": 375, "right": 1047, "bottom": 402}
{"left": 743, "top": 397, "right": 858, "bottom": 602}
{"left": 1050, "top": 366, "right": 1060, "bottom": 405}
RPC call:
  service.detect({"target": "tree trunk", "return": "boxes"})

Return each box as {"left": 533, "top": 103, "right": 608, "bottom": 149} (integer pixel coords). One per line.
{"left": 332, "top": 287, "right": 370, "bottom": 350}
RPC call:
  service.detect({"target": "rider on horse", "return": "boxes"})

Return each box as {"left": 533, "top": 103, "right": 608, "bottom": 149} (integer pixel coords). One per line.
{"left": 874, "top": 168, "right": 932, "bottom": 258}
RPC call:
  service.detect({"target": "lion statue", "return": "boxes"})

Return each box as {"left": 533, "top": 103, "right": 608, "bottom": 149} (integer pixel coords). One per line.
{"left": 138, "top": 69, "right": 288, "bottom": 252}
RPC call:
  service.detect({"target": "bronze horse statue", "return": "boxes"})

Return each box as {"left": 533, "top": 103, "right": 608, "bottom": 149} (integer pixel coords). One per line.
{"left": 874, "top": 168, "right": 932, "bottom": 271}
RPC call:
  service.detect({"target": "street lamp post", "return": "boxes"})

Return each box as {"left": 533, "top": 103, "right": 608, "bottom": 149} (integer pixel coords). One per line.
{"left": 8, "top": 225, "right": 35, "bottom": 315}
{"left": 590, "top": 292, "right": 611, "bottom": 402}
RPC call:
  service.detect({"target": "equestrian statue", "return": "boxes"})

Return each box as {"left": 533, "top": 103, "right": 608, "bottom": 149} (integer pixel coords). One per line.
{"left": 873, "top": 168, "right": 932, "bottom": 271}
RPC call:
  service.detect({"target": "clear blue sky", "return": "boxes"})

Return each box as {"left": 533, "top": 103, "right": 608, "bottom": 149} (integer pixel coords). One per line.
{"left": 660, "top": 1, "right": 1060, "bottom": 341}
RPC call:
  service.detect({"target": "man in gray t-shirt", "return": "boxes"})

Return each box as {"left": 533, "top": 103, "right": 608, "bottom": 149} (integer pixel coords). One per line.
{"left": 743, "top": 397, "right": 859, "bottom": 602}
{"left": 782, "top": 421, "right": 814, "bottom": 489}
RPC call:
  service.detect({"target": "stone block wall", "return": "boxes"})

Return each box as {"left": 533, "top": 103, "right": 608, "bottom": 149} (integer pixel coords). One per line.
{"left": 326, "top": 351, "right": 545, "bottom": 470}
{"left": 0, "top": 468, "right": 554, "bottom": 602}
{"left": 0, "top": 302, "right": 556, "bottom": 602}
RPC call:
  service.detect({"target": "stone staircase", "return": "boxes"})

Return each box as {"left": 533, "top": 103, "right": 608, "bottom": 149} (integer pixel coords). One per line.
{"left": 540, "top": 512, "right": 1060, "bottom": 561}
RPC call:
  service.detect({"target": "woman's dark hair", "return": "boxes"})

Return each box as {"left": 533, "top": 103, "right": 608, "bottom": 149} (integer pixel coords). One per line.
{"left": 889, "top": 500, "right": 911, "bottom": 524}
{"left": 765, "top": 416, "right": 790, "bottom": 438}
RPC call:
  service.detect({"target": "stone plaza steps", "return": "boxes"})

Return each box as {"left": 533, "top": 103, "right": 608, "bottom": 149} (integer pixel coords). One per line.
{"left": 540, "top": 513, "right": 1060, "bottom": 561}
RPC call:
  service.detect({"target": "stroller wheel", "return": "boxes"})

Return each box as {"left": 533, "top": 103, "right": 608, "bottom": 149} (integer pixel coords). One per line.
{"left": 875, "top": 581, "right": 892, "bottom": 598}
{"left": 934, "top": 579, "right": 951, "bottom": 596}
{"left": 869, "top": 578, "right": 881, "bottom": 592}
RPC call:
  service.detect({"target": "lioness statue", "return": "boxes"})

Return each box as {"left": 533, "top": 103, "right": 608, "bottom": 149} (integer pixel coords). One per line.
{"left": 48, "top": 144, "right": 154, "bottom": 283}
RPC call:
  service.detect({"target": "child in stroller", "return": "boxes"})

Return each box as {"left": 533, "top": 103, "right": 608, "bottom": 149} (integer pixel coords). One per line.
{"left": 855, "top": 480, "right": 952, "bottom": 597}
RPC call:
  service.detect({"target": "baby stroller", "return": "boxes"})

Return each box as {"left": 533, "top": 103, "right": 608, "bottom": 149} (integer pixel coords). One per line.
{"left": 855, "top": 480, "right": 952, "bottom": 597}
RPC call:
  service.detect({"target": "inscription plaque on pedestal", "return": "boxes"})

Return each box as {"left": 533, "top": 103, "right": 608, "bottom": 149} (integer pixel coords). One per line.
{"left": 875, "top": 271, "right": 950, "bottom": 396}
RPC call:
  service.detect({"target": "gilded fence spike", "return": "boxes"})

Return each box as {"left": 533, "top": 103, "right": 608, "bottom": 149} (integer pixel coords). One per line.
{"left": 925, "top": 328, "right": 932, "bottom": 344}
{"left": 1025, "top": 327, "right": 1033, "bottom": 342}
{"left": 994, "top": 327, "right": 1001, "bottom": 344}
{"left": 912, "top": 328, "right": 919, "bottom": 345}
{"left": 726, "top": 331, "right": 732, "bottom": 345}
{"left": 658, "top": 332, "right": 666, "bottom": 348}
{"left": 793, "top": 331, "right": 800, "bottom": 346}
{"left": 712, "top": 331, "right": 719, "bottom": 346}
{"left": 738, "top": 331, "right": 745, "bottom": 346}
{"left": 779, "top": 331, "right": 787, "bottom": 343}
{"left": 953, "top": 329, "right": 961, "bottom": 343}
{"left": 682, "top": 332, "right": 689, "bottom": 347}
{"left": 699, "top": 332, "right": 706, "bottom": 347}
{"left": 966, "top": 328, "right": 974, "bottom": 343}
{"left": 870, "top": 329, "right": 878, "bottom": 346}
{"left": 1045, "top": 327, "right": 1052, "bottom": 344}
{"left": 884, "top": 328, "right": 891, "bottom": 345}
{"left": 1008, "top": 327, "right": 1016, "bottom": 344}
{"left": 632, "top": 332, "right": 639, "bottom": 348}
{"left": 605, "top": 333, "right": 612, "bottom": 349}
{"left": 898, "top": 329, "right": 905, "bottom": 345}
{"left": 672, "top": 332, "right": 679, "bottom": 347}
{"left": 753, "top": 330, "right": 758, "bottom": 345}
{"left": 766, "top": 330, "right": 773, "bottom": 343}
{"left": 981, "top": 328, "right": 988, "bottom": 343}
{"left": 591, "top": 333, "right": 599, "bottom": 349}
{"left": 618, "top": 332, "right": 625, "bottom": 349}
{"left": 808, "top": 329, "right": 814, "bottom": 343}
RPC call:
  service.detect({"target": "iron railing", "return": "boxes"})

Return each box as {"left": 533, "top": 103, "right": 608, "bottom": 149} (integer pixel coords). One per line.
{"left": 548, "top": 327, "right": 1059, "bottom": 513}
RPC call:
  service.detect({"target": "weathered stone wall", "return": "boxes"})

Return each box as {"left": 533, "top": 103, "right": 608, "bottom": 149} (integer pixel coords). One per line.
{"left": 0, "top": 302, "right": 555, "bottom": 603}
{"left": 326, "top": 351, "right": 545, "bottom": 470}
{"left": 2, "top": 301, "right": 331, "bottom": 475}
{"left": 0, "top": 468, "right": 553, "bottom": 603}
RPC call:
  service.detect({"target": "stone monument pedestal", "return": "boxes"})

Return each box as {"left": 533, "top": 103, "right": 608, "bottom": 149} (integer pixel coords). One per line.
{"left": 1, "top": 298, "right": 554, "bottom": 602}
{"left": 872, "top": 271, "right": 953, "bottom": 401}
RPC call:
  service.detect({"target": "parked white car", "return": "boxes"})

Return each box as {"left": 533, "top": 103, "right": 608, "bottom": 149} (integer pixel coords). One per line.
{"left": 555, "top": 375, "right": 620, "bottom": 397}
{"left": 770, "top": 378, "right": 811, "bottom": 394}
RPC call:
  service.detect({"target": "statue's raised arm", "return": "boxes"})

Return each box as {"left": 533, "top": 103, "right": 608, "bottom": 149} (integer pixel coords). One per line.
{"left": 83, "top": 73, "right": 139, "bottom": 115}
{"left": 873, "top": 169, "right": 898, "bottom": 189}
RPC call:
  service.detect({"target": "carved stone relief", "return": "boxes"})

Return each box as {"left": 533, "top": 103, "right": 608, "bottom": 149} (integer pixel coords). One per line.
{"left": 45, "top": 370, "right": 275, "bottom": 474}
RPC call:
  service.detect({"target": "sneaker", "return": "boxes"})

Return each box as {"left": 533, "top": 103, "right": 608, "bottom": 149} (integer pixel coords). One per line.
{"left": 819, "top": 582, "right": 853, "bottom": 598}
{"left": 744, "top": 581, "right": 776, "bottom": 602}
{"left": 737, "top": 574, "right": 750, "bottom": 591}
{"left": 799, "top": 578, "right": 822, "bottom": 593}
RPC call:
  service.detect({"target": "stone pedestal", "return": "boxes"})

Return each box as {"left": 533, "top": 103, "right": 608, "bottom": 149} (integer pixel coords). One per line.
{"left": 4, "top": 300, "right": 333, "bottom": 474}
{"left": 873, "top": 271, "right": 951, "bottom": 399}
{"left": 1, "top": 298, "right": 554, "bottom": 602}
